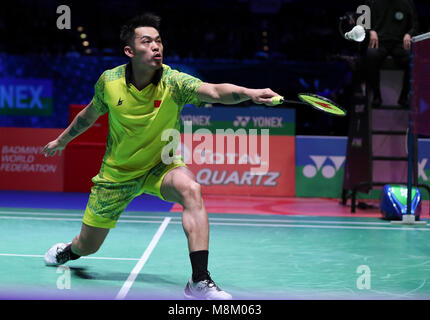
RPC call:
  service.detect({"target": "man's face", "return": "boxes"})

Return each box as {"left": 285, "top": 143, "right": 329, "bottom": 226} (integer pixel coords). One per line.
{"left": 127, "top": 26, "right": 163, "bottom": 70}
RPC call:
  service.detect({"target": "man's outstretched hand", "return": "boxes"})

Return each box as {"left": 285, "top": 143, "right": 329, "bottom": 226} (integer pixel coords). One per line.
{"left": 246, "top": 88, "right": 280, "bottom": 106}
{"left": 42, "top": 139, "right": 66, "bottom": 157}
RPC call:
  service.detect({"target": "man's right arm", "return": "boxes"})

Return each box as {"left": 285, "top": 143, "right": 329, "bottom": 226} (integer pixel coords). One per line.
{"left": 42, "top": 102, "right": 102, "bottom": 157}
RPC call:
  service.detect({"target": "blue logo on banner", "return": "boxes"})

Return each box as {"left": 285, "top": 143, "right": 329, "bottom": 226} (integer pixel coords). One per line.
{"left": 0, "top": 78, "right": 53, "bottom": 115}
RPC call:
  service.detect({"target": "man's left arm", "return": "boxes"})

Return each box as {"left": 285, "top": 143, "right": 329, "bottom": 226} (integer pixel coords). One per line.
{"left": 197, "top": 83, "right": 280, "bottom": 107}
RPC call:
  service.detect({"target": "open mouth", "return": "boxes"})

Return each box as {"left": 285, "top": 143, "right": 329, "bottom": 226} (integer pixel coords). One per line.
{"left": 153, "top": 53, "right": 162, "bottom": 60}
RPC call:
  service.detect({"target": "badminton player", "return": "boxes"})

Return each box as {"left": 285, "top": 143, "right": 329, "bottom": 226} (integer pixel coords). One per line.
{"left": 42, "top": 13, "right": 280, "bottom": 300}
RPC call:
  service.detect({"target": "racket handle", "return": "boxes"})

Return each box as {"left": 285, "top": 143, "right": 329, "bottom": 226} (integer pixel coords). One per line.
{"left": 271, "top": 96, "right": 284, "bottom": 105}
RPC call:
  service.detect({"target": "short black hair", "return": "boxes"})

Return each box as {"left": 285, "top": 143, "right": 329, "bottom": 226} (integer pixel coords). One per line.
{"left": 120, "top": 13, "right": 161, "bottom": 47}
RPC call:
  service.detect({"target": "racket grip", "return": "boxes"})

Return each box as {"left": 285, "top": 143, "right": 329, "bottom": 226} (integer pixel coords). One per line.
{"left": 271, "top": 96, "right": 284, "bottom": 105}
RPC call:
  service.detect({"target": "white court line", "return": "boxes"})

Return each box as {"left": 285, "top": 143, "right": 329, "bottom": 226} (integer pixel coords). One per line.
{"left": 206, "top": 222, "right": 430, "bottom": 231}
{"left": 0, "top": 209, "right": 419, "bottom": 226}
{"left": 0, "top": 210, "right": 389, "bottom": 225}
{"left": 115, "top": 217, "right": 171, "bottom": 300}
{"left": 0, "top": 210, "right": 170, "bottom": 220}
{"left": 0, "top": 216, "right": 165, "bottom": 224}
{"left": 0, "top": 253, "right": 140, "bottom": 261}
{"left": 0, "top": 212, "right": 428, "bottom": 230}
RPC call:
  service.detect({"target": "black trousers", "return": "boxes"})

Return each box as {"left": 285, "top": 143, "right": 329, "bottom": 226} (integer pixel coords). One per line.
{"left": 365, "top": 40, "right": 410, "bottom": 101}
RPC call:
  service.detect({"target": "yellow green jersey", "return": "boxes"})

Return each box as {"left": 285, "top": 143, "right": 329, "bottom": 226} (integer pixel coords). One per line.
{"left": 91, "top": 63, "right": 204, "bottom": 182}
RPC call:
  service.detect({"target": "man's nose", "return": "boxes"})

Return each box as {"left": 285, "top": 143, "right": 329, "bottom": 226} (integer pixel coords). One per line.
{"left": 152, "top": 43, "right": 160, "bottom": 51}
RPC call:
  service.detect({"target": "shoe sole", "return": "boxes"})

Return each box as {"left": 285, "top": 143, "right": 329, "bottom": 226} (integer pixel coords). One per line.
{"left": 183, "top": 289, "right": 232, "bottom": 300}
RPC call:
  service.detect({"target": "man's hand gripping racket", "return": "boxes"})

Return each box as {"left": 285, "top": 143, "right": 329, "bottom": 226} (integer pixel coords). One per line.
{"left": 271, "top": 93, "right": 347, "bottom": 116}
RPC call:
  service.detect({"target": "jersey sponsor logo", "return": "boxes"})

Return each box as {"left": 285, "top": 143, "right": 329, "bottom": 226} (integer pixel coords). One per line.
{"left": 117, "top": 97, "right": 123, "bottom": 106}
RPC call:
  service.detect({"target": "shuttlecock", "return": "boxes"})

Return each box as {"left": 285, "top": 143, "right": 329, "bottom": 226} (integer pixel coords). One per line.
{"left": 344, "top": 25, "right": 366, "bottom": 42}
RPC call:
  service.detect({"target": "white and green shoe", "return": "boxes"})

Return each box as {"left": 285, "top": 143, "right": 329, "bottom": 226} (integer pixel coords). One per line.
{"left": 184, "top": 276, "right": 232, "bottom": 300}
{"left": 44, "top": 243, "right": 71, "bottom": 266}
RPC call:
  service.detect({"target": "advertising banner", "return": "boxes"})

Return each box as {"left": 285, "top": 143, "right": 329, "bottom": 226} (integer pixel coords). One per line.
{"left": 0, "top": 78, "right": 53, "bottom": 116}
{"left": 179, "top": 106, "right": 295, "bottom": 196}
{"left": 418, "top": 139, "right": 430, "bottom": 200}
{"left": 295, "top": 136, "right": 347, "bottom": 198}
{"left": 411, "top": 36, "right": 430, "bottom": 136}
{"left": 296, "top": 136, "right": 430, "bottom": 200}
{"left": 0, "top": 127, "right": 64, "bottom": 191}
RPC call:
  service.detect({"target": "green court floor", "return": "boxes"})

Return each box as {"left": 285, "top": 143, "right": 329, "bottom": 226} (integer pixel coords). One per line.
{"left": 1, "top": 207, "right": 430, "bottom": 300}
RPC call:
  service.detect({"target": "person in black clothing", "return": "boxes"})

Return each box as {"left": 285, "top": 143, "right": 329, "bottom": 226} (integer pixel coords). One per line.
{"left": 365, "top": 0, "right": 419, "bottom": 107}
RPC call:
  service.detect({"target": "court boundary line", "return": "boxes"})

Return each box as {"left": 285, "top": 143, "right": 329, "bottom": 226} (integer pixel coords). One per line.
{"left": 115, "top": 217, "right": 171, "bottom": 300}
{"left": 0, "top": 214, "right": 429, "bottom": 231}
{"left": 0, "top": 210, "right": 394, "bottom": 225}
{"left": 0, "top": 253, "right": 140, "bottom": 261}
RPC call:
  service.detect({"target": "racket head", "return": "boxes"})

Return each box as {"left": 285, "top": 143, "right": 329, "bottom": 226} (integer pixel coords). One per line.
{"left": 297, "top": 93, "right": 346, "bottom": 116}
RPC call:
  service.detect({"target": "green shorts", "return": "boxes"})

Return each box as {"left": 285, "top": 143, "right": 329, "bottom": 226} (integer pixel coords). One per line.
{"left": 82, "top": 160, "right": 186, "bottom": 229}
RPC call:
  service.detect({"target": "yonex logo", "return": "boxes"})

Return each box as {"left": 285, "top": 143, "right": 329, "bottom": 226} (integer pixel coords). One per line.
{"left": 117, "top": 98, "right": 123, "bottom": 106}
{"left": 233, "top": 116, "right": 250, "bottom": 127}
{"left": 303, "top": 155, "right": 345, "bottom": 179}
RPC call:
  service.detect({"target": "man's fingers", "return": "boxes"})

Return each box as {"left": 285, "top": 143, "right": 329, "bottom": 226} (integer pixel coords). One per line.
{"left": 43, "top": 148, "right": 57, "bottom": 157}
{"left": 258, "top": 98, "right": 275, "bottom": 105}
{"left": 369, "top": 38, "right": 378, "bottom": 49}
{"left": 264, "top": 88, "right": 278, "bottom": 97}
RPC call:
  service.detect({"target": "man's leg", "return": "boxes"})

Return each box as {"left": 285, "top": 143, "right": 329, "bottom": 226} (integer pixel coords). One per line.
{"left": 71, "top": 223, "right": 110, "bottom": 256}
{"left": 160, "top": 166, "right": 209, "bottom": 267}
{"left": 45, "top": 175, "right": 137, "bottom": 266}
{"left": 390, "top": 44, "right": 411, "bottom": 107}
{"left": 159, "top": 166, "right": 231, "bottom": 299}
{"left": 44, "top": 223, "right": 110, "bottom": 266}
{"left": 45, "top": 223, "right": 109, "bottom": 266}
{"left": 366, "top": 46, "right": 388, "bottom": 106}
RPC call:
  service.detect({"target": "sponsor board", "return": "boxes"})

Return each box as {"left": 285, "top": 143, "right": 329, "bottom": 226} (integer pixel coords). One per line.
{"left": 296, "top": 136, "right": 430, "bottom": 200}
{"left": 0, "top": 127, "right": 64, "bottom": 191}
{"left": 178, "top": 106, "right": 296, "bottom": 196}
{"left": 418, "top": 139, "right": 430, "bottom": 200}
{"left": 295, "top": 136, "right": 347, "bottom": 198}
{"left": 180, "top": 133, "right": 295, "bottom": 196}
{"left": 180, "top": 106, "right": 295, "bottom": 136}
{"left": 0, "top": 78, "right": 53, "bottom": 116}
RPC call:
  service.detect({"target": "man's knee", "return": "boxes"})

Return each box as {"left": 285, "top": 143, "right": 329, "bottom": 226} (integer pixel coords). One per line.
{"left": 182, "top": 181, "right": 203, "bottom": 208}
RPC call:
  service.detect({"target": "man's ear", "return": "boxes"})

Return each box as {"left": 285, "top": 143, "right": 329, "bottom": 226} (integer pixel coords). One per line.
{"left": 124, "top": 45, "right": 134, "bottom": 58}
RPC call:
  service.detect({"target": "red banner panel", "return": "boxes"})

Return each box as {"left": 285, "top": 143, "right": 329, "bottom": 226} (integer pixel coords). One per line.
{"left": 0, "top": 127, "right": 64, "bottom": 191}
{"left": 63, "top": 104, "right": 108, "bottom": 192}
{"left": 412, "top": 36, "right": 430, "bottom": 136}
{"left": 63, "top": 143, "right": 106, "bottom": 192}
{"left": 68, "top": 104, "right": 109, "bottom": 144}
{"left": 181, "top": 133, "right": 295, "bottom": 196}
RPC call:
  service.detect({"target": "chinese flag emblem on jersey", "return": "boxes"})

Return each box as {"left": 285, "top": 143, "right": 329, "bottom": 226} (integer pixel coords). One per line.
{"left": 154, "top": 100, "right": 162, "bottom": 108}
